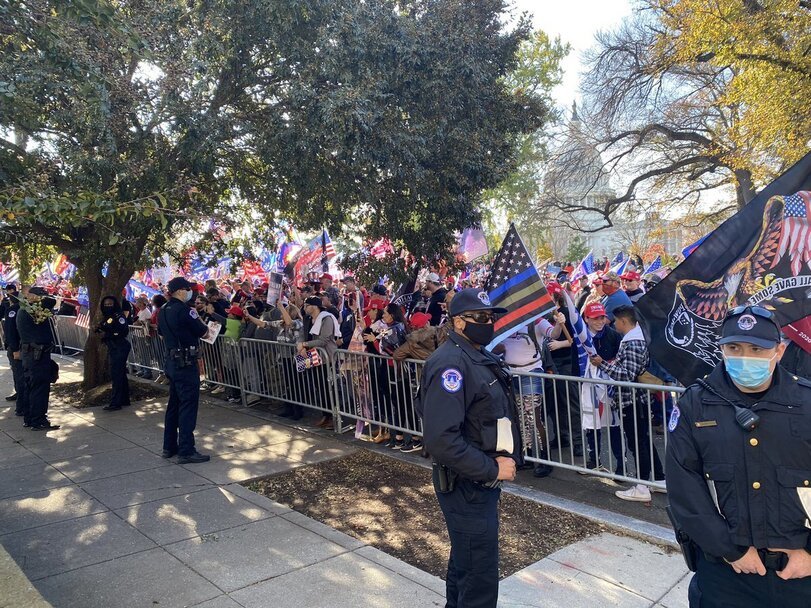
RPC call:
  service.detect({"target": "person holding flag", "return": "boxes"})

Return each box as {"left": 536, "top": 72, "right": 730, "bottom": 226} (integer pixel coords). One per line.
{"left": 563, "top": 289, "right": 624, "bottom": 475}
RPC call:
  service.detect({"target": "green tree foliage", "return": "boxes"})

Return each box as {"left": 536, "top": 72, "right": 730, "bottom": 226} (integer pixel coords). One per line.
{"left": 565, "top": 235, "right": 589, "bottom": 265}
{"left": 479, "top": 30, "right": 569, "bottom": 255}
{"left": 1, "top": 0, "right": 547, "bottom": 386}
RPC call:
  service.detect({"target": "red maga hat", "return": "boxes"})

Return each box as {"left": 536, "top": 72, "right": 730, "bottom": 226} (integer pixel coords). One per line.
{"left": 584, "top": 302, "right": 608, "bottom": 319}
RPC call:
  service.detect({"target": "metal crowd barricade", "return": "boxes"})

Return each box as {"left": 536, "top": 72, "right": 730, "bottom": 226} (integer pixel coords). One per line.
{"left": 197, "top": 335, "right": 243, "bottom": 391}
{"left": 510, "top": 368, "right": 683, "bottom": 490}
{"left": 238, "top": 338, "right": 335, "bottom": 415}
{"left": 127, "top": 325, "right": 166, "bottom": 375}
{"left": 53, "top": 315, "right": 89, "bottom": 353}
{"left": 47, "top": 323, "right": 687, "bottom": 489}
{"left": 332, "top": 350, "right": 425, "bottom": 438}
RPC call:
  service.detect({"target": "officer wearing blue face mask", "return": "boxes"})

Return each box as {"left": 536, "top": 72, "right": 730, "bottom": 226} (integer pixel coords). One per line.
{"left": 158, "top": 277, "right": 211, "bottom": 464}
{"left": 666, "top": 306, "right": 811, "bottom": 608}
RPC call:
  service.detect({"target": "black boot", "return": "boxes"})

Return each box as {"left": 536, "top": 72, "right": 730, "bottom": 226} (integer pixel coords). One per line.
{"left": 533, "top": 448, "right": 554, "bottom": 478}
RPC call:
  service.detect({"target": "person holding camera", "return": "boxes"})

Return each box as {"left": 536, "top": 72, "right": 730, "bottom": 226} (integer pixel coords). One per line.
{"left": 417, "top": 288, "right": 522, "bottom": 608}
{"left": 158, "top": 277, "right": 210, "bottom": 464}
{"left": 666, "top": 306, "right": 811, "bottom": 607}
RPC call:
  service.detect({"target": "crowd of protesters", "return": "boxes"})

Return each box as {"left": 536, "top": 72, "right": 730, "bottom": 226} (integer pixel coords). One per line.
{"left": 2, "top": 254, "right": 728, "bottom": 503}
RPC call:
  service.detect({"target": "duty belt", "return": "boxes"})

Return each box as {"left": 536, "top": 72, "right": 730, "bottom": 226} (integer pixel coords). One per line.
{"left": 20, "top": 343, "right": 52, "bottom": 352}
{"left": 705, "top": 549, "right": 789, "bottom": 571}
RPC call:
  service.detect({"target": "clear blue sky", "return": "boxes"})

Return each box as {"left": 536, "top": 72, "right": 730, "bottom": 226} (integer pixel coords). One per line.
{"left": 512, "top": 0, "right": 633, "bottom": 107}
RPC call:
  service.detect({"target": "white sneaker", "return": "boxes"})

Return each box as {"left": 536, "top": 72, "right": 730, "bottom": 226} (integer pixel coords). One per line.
{"left": 615, "top": 484, "right": 651, "bottom": 502}
{"left": 210, "top": 386, "right": 225, "bottom": 395}
{"left": 246, "top": 395, "right": 261, "bottom": 405}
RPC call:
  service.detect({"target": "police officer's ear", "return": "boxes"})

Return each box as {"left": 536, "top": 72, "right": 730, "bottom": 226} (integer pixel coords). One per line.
{"left": 451, "top": 315, "right": 466, "bottom": 332}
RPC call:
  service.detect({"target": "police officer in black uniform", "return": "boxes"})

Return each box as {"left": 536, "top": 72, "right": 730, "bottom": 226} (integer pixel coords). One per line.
{"left": 3, "top": 286, "right": 24, "bottom": 416}
{"left": 2, "top": 283, "right": 20, "bottom": 402}
{"left": 666, "top": 306, "right": 811, "bottom": 607}
{"left": 95, "top": 295, "right": 131, "bottom": 411}
{"left": 158, "top": 277, "right": 210, "bottom": 464}
{"left": 17, "top": 286, "right": 59, "bottom": 431}
{"left": 417, "top": 288, "right": 522, "bottom": 608}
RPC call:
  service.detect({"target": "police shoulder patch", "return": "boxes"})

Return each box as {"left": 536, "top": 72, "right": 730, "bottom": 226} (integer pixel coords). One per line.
{"left": 668, "top": 405, "right": 681, "bottom": 432}
{"left": 7, "top": 310, "right": 15, "bottom": 318}
{"left": 118, "top": 317, "right": 126, "bottom": 324}
{"left": 441, "top": 368, "right": 463, "bottom": 393}
{"left": 189, "top": 308, "right": 199, "bottom": 319}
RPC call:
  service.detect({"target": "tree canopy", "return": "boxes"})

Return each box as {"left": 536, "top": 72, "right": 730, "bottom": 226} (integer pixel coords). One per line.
{"left": 1, "top": 0, "right": 551, "bottom": 385}
{"left": 536, "top": 0, "right": 811, "bottom": 233}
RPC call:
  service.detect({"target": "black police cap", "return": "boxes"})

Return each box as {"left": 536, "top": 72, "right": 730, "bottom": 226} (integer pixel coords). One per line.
{"left": 166, "top": 277, "right": 194, "bottom": 293}
{"left": 449, "top": 288, "right": 507, "bottom": 317}
{"left": 719, "top": 307, "right": 781, "bottom": 349}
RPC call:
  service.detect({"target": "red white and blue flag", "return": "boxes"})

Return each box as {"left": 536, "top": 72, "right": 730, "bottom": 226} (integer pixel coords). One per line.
{"left": 778, "top": 191, "right": 811, "bottom": 276}
{"left": 486, "top": 224, "right": 556, "bottom": 348}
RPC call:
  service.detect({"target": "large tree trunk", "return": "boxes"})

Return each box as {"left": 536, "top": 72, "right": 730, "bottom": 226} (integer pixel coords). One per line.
{"left": 79, "top": 258, "right": 136, "bottom": 390}
{"left": 734, "top": 168, "right": 757, "bottom": 209}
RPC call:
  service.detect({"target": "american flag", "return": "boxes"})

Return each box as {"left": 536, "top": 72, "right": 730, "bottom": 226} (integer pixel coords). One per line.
{"left": 644, "top": 256, "right": 662, "bottom": 275}
{"left": 779, "top": 191, "right": 811, "bottom": 276}
{"left": 75, "top": 309, "right": 91, "bottom": 329}
{"left": 293, "top": 229, "right": 337, "bottom": 285}
{"left": 486, "top": 224, "right": 556, "bottom": 347}
{"left": 321, "top": 229, "right": 336, "bottom": 271}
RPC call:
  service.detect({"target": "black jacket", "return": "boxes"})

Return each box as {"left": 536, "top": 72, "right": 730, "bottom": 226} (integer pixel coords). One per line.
{"left": 3, "top": 301, "right": 20, "bottom": 351}
{"left": 157, "top": 298, "right": 209, "bottom": 350}
{"left": 591, "top": 326, "right": 622, "bottom": 360}
{"left": 417, "top": 331, "right": 523, "bottom": 482}
{"left": 96, "top": 312, "right": 130, "bottom": 341}
{"left": 16, "top": 304, "right": 55, "bottom": 346}
{"left": 427, "top": 287, "right": 448, "bottom": 326}
{"left": 666, "top": 364, "right": 811, "bottom": 561}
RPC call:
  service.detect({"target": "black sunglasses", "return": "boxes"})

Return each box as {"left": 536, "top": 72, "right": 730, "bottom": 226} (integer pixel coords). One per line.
{"left": 461, "top": 311, "right": 495, "bottom": 324}
{"left": 726, "top": 305, "right": 775, "bottom": 320}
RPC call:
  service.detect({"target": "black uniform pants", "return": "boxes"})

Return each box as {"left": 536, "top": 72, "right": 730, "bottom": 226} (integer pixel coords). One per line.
{"left": 436, "top": 479, "right": 501, "bottom": 608}
{"left": 21, "top": 347, "right": 52, "bottom": 426}
{"left": 7, "top": 350, "right": 25, "bottom": 415}
{"left": 164, "top": 359, "right": 200, "bottom": 457}
{"left": 106, "top": 339, "right": 131, "bottom": 408}
{"left": 690, "top": 553, "right": 811, "bottom": 607}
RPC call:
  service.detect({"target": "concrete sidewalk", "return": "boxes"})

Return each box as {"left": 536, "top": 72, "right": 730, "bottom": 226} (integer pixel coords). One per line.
{"left": 0, "top": 359, "right": 690, "bottom": 608}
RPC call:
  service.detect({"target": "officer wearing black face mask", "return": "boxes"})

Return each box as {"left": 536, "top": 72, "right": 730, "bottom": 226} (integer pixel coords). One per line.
{"left": 3, "top": 285, "right": 24, "bottom": 414}
{"left": 17, "top": 286, "right": 58, "bottom": 430}
{"left": 158, "top": 277, "right": 210, "bottom": 464}
{"left": 416, "top": 288, "right": 523, "bottom": 608}
{"left": 95, "top": 295, "right": 131, "bottom": 411}
{"left": 666, "top": 306, "right": 811, "bottom": 607}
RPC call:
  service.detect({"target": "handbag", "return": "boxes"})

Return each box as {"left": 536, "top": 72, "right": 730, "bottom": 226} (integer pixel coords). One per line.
{"left": 295, "top": 348, "right": 322, "bottom": 372}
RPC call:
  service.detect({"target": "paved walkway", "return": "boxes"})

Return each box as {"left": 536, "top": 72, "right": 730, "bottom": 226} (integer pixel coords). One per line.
{"left": 0, "top": 359, "right": 690, "bottom": 607}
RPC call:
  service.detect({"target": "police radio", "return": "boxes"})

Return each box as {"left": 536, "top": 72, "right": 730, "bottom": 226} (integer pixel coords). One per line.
{"left": 696, "top": 379, "right": 760, "bottom": 432}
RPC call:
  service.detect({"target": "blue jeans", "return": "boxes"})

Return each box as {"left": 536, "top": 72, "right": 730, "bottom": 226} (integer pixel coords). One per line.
{"left": 511, "top": 369, "right": 543, "bottom": 397}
